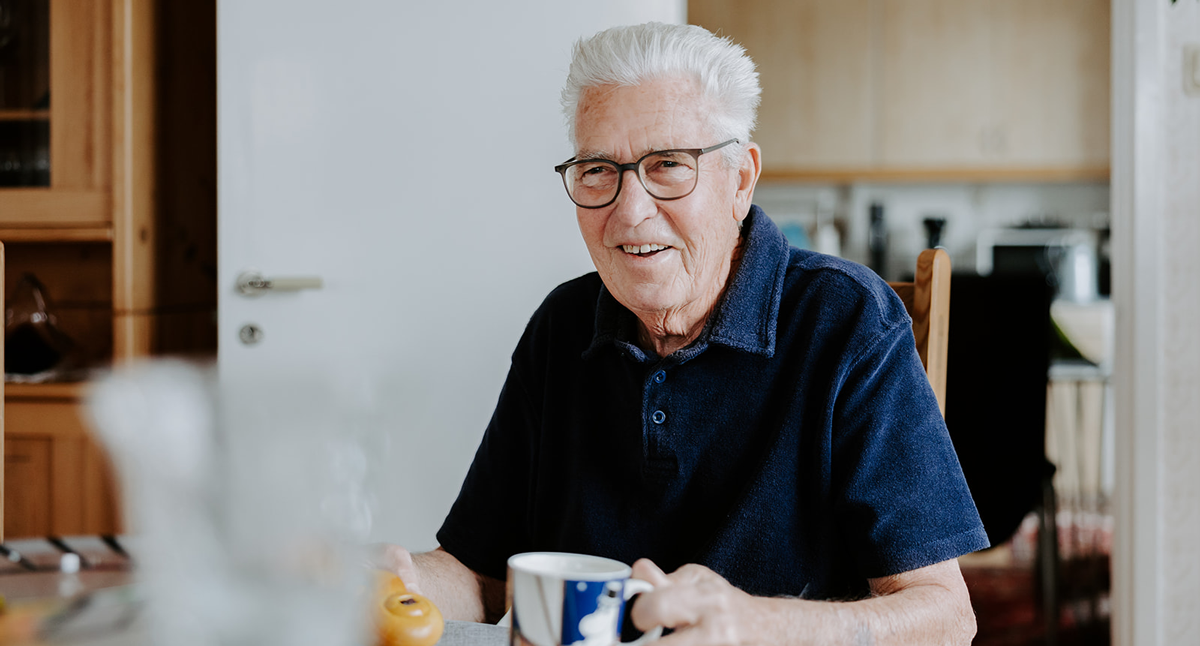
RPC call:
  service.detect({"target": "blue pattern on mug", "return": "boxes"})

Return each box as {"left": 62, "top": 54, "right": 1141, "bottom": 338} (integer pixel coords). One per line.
{"left": 562, "top": 580, "right": 624, "bottom": 646}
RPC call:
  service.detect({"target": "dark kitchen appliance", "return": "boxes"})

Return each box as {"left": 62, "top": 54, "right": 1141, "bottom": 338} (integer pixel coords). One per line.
{"left": 868, "top": 202, "right": 886, "bottom": 277}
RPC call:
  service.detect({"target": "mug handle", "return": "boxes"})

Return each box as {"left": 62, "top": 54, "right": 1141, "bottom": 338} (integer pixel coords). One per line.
{"left": 622, "top": 579, "right": 663, "bottom": 646}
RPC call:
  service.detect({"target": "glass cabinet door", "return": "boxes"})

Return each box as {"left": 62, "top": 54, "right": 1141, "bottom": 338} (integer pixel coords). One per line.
{"left": 0, "top": 0, "right": 50, "bottom": 187}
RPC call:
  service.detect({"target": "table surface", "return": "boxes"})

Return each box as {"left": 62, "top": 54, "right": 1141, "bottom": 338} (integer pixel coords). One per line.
{"left": 0, "top": 578, "right": 508, "bottom": 643}
{"left": 1, "top": 536, "right": 510, "bottom": 645}
{"left": 440, "top": 621, "right": 509, "bottom": 646}
{"left": 1, "top": 573, "right": 508, "bottom": 646}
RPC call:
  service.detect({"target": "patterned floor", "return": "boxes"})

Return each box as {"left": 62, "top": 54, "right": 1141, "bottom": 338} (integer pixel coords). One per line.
{"left": 964, "top": 560, "right": 1111, "bottom": 646}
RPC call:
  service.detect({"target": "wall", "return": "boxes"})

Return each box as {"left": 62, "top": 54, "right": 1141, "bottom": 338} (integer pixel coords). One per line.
{"left": 1111, "top": 0, "right": 1200, "bottom": 643}
{"left": 1157, "top": 2, "right": 1200, "bottom": 640}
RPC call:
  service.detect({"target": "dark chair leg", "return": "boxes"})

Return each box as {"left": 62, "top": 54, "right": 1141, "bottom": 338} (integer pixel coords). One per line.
{"left": 1038, "top": 473, "right": 1060, "bottom": 646}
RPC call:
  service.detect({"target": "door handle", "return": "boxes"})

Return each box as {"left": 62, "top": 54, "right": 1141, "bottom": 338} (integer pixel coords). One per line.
{"left": 236, "top": 270, "right": 324, "bottom": 297}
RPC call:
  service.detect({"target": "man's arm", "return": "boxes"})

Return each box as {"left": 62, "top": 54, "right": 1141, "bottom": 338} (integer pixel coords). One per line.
{"left": 373, "top": 544, "right": 507, "bottom": 624}
{"left": 630, "top": 558, "right": 976, "bottom": 646}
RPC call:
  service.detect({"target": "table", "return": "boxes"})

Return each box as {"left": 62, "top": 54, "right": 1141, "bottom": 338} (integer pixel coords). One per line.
{"left": 2, "top": 576, "right": 508, "bottom": 645}
{"left": 1, "top": 536, "right": 511, "bottom": 645}
{"left": 440, "top": 621, "right": 509, "bottom": 646}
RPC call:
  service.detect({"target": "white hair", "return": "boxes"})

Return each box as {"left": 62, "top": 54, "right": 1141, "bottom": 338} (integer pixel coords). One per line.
{"left": 561, "top": 22, "right": 761, "bottom": 165}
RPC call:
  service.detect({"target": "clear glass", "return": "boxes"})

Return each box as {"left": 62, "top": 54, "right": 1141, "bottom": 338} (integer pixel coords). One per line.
{"left": 89, "top": 362, "right": 378, "bottom": 646}
{"left": 0, "top": 0, "right": 50, "bottom": 187}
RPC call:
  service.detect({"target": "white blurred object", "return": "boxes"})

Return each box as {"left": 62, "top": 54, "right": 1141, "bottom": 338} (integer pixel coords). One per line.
{"left": 1051, "top": 299, "right": 1115, "bottom": 368}
{"left": 1053, "top": 232, "right": 1099, "bottom": 303}
{"left": 813, "top": 195, "right": 842, "bottom": 257}
{"left": 58, "top": 552, "right": 84, "bottom": 598}
{"left": 87, "top": 360, "right": 373, "bottom": 646}
{"left": 814, "top": 223, "right": 842, "bottom": 257}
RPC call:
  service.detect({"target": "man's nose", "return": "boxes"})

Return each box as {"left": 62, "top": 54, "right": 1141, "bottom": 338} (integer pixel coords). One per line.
{"left": 611, "top": 169, "right": 656, "bottom": 223}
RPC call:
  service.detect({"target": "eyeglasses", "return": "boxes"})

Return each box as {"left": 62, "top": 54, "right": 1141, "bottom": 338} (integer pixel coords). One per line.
{"left": 554, "top": 139, "right": 739, "bottom": 209}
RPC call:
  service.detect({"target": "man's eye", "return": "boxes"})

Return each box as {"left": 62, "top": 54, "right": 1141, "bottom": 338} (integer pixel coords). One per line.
{"left": 645, "top": 156, "right": 694, "bottom": 176}
{"left": 573, "top": 164, "right": 617, "bottom": 189}
{"left": 647, "top": 153, "right": 693, "bottom": 171}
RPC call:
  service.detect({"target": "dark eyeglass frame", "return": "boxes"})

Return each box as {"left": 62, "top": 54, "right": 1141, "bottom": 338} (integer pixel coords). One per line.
{"left": 553, "top": 138, "right": 740, "bottom": 209}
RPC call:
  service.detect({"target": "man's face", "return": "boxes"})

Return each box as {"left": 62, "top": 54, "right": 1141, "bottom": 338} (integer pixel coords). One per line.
{"left": 572, "top": 77, "right": 757, "bottom": 321}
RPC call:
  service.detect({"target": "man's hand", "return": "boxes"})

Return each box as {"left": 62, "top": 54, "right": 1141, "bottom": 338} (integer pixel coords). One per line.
{"left": 628, "top": 558, "right": 976, "bottom": 646}
{"left": 365, "top": 544, "right": 506, "bottom": 624}
{"left": 630, "top": 559, "right": 759, "bottom": 646}
{"left": 368, "top": 543, "right": 425, "bottom": 595}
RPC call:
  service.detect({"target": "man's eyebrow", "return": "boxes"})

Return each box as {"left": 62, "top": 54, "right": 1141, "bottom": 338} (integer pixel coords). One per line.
{"left": 573, "top": 147, "right": 662, "bottom": 162}
{"left": 574, "top": 149, "right": 613, "bottom": 161}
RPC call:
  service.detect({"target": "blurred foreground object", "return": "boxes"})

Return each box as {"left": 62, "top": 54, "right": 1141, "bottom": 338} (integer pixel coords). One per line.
{"left": 86, "top": 360, "right": 376, "bottom": 646}
{"left": 373, "top": 572, "right": 443, "bottom": 646}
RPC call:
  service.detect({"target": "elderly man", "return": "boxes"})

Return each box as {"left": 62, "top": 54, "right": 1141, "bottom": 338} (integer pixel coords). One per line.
{"left": 379, "top": 22, "right": 988, "bottom": 645}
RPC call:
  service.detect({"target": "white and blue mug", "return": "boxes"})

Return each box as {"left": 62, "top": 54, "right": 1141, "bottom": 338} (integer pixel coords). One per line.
{"left": 507, "top": 552, "right": 662, "bottom": 646}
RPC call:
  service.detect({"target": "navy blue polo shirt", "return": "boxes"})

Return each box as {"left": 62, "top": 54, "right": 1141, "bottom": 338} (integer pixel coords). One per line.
{"left": 437, "top": 205, "right": 988, "bottom": 599}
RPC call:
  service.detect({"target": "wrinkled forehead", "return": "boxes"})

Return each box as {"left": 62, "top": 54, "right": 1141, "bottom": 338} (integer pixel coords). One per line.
{"left": 573, "top": 76, "right": 715, "bottom": 159}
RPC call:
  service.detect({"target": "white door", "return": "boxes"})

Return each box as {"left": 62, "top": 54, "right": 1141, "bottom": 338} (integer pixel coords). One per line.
{"left": 217, "top": 1, "right": 684, "bottom": 550}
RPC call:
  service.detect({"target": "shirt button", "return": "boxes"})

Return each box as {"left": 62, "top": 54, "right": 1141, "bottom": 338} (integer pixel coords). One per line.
{"left": 651, "top": 410, "right": 666, "bottom": 424}
{"left": 653, "top": 370, "right": 666, "bottom": 384}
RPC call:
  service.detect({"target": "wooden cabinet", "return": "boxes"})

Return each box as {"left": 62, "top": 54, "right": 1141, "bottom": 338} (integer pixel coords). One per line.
{"left": 689, "top": 0, "right": 1111, "bottom": 182}
{"left": 0, "top": 0, "right": 216, "bottom": 540}
{"left": 692, "top": 0, "right": 875, "bottom": 170}
{"left": 988, "top": 0, "right": 1110, "bottom": 168}
{"left": 3, "top": 392, "right": 120, "bottom": 537}
{"left": 877, "top": 0, "right": 993, "bottom": 167}
{"left": 3, "top": 437, "right": 52, "bottom": 538}
{"left": 881, "top": 0, "right": 1110, "bottom": 170}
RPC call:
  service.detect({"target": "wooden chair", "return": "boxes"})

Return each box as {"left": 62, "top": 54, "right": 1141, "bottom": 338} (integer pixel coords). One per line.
{"left": 888, "top": 248, "right": 951, "bottom": 414}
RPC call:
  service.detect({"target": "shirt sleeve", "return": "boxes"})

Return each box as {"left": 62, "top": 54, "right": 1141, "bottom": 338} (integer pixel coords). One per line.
{"left": 830, "top": 308, "right": 990, "bottom": 579}
{"left": 435, "top": 360, "right": 540, "bottom": 582}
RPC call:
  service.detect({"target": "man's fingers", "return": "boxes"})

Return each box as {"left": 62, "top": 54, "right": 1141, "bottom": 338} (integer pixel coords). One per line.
{"left": 631, "top": 558, "right": 671, "bottom": 586}
{"left": 631, "top": 563, "right": 744, "bottom": 640}
{"left": 670, "top": 563, "right": 719, "bottom": 585}
{"left": 630, "top": 558, "right": 673, "bottom": 634}
{"left": 365, "top": 543, "right": 423, "bottom": 594}
{"left": 630, "top": 575, "right": 704, "bottom": 631}
{"left": 645, "top": 627, "right": 701, "bottom": 646}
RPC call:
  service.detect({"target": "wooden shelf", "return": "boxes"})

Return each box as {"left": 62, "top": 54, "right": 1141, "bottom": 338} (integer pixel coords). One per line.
{"left": 5, "top": 381, "right": 88, "bottom": 400}
{"left": 0, "top": 109, "right": 50, "bottom": 121}
{"left": 0, "top": 227, "right": 113, "bottom": 242}
{"left": 0, "top": 189, "right": 111, "bottom": 227}
{"left": 759, "top": 166, "right": 1111, "bottom": 185}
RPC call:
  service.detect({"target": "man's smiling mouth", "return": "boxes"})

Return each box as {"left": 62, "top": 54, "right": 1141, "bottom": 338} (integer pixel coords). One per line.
{"left": 621, "top": 243, "right": 671, "bottom": 257}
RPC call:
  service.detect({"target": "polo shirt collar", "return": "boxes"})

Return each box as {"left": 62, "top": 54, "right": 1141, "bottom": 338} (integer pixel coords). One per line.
{"left": 584, "top": 204, "right": 789, "bottom": 361}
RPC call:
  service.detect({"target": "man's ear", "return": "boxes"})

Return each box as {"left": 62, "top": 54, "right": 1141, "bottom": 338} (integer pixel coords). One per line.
{"left": 733, "top": 142, "right": 762, "bottom": 222}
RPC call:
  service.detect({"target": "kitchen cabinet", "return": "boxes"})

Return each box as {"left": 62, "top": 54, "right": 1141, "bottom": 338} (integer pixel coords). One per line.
{"left": 0, "top": 0, "right": 216, "bottom": 540}
{"left": 3, "top": 393, "right": 119, "bottom": 537}
{"left": 689, "top": 0, "right": 1110, "bottom": 182}
{"left": 689, "top": 0, "right": 874, "bottom": 170}
{"left": 877, "top": 0, "right": 992, "bottom": 168}
{"left": 989, "top": 0, "right": 1110, "bottom": 168}
{"left": 3, "top": 437, "right": 52, "bottom": 538}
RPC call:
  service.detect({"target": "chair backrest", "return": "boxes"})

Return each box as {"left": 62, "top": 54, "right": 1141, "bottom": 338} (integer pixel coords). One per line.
{"left": 942, "top": 272, "right": 1052, "bottom": 546}
{"left": 888, "top": 248, "right": 951, "bottom": 414}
